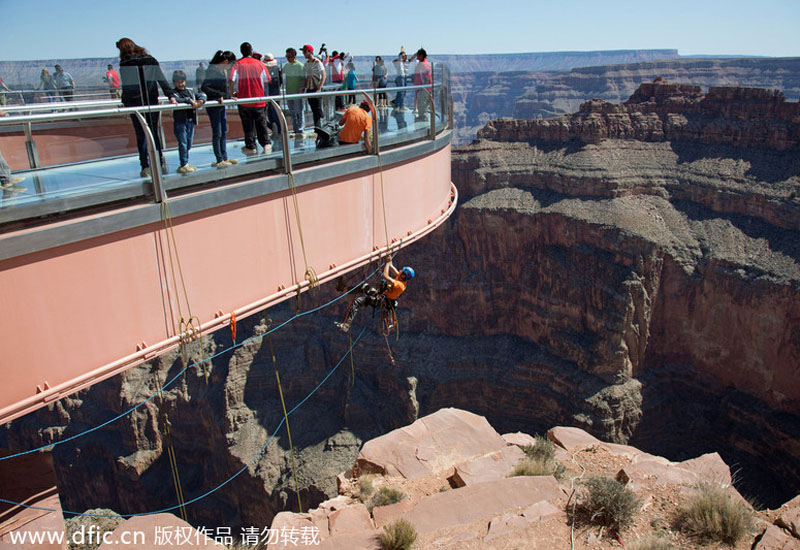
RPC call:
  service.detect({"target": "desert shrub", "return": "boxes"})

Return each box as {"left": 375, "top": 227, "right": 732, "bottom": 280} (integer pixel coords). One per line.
{"left": 578, "top": 476, "right": 640, "bottom": 530}
{"left": 379, "top": 518, "right": 417, "bottom": 550}
{"left": 675, "top": 483, "right": 754, "bottom": 545}
{"left": 511, "top": 456, "right": 565, "bottom": 479}
{"left": 523, "top": 435, "right": 557, "bottom": 462}
{"left": 356, "top": 476, "right": 375, "bottom": 502}
{"left": 369, "top": 486, "right": 407, "bottom": 512}
{"left": 628, "top": 535, "right": 673, "bottom": 550}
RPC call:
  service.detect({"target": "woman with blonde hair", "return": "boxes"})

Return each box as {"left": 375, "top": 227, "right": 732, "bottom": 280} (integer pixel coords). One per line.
{"left": 36, "top": 68, "right": 56, "bottom": 102}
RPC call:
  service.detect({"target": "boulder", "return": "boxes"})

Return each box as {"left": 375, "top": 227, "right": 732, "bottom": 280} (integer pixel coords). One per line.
{"left": 502, "top": 432, "right": 537, "bottom": 448}
{"left": 777, "top": 495, "right": 800, "bottom": 539}
{"left": 547, "top": 426, "right": 602, "bottom": 452}
{"left": 373, "top": 476, "right": 562, "bottom": 535}
{"left": 451, "top": 446, "right": 525, "bottom": 487}
{"left": 616, "top": 460, "right": 697, "bottom": 487}
{"left": 754, "top": 525, "right": 800, "bottom": 550}
{"left": 356, "top": 408, "right": 507, "bottom": 479}
{"left": 678, "top": 453, "right": 732, "bottom": 485}
{"left": 327, "top": 504, "right": 374, "bottom": 536}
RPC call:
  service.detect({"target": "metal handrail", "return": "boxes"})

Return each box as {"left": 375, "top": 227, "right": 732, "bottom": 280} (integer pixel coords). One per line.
{"left": 0, "top": 84, "right": 441, "bottom": 127}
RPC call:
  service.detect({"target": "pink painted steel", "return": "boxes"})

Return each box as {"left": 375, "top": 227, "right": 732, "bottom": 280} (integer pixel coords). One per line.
{"left": 0, "top": 144, "right": 453, "bottom": 423}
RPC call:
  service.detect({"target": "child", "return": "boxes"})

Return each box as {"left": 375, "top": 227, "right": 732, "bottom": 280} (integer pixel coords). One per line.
{"left": 344, "top": 62, "right": 358, "bottom": 106}
{"left": 169, "top": 70, "right": 206, "bottom": 174}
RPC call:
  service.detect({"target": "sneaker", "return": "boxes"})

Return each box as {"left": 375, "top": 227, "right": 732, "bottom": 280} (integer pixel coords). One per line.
{"left": 226, "top": 158, "right": 238, "bottom": 165}
{"left": 177, "top": 165, "right": 192, "bottom": 174}
{"left": 334, "top": 322, "right": 350, "bottom": 334}
{"left": 241, "top": 146, "right": 258, "bottom": 155}
{"left": 1, "top": 176, "right": 26, "bottom": 189}
{"left": 262, "top": 144, "right": 272, "bottom": 154}
{"left": 186, "top": 165, "right": 197, "bottom": 172}
{"left": 212, "top": 161, "right": 229, "bottom": 168}
{"left": 139, "top": 167, "right": 151, "bottom": 178}
{"left": 1, "top": 183, "right": 26, "bottom": 193}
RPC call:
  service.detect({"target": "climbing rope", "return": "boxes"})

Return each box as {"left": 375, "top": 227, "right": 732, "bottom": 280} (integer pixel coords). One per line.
{"left": 0, "top": 327, "right": 369, "bottom": 518}
{"left": 265, "top": 316, "right": 303, "bottom": 513}
{"left": 153, "top": 369, "right": 188, "bottom": 522}
{"left": 161, "top": 201, "right": 209, "bottom": 385}
{"left": 567, "top": 445, "right": 591, "bottom": 550}
{"left": 286, "top": 172, "right": 318, "bottom": 292}
{"left": 0, "top": 268, "right": 380, "bottom": 464}
{"left": 376, "top": 154, "right": 391, "bottom": 251}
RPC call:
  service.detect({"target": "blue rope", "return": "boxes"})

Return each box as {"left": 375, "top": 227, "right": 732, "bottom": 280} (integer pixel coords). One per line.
{"left": 0, "top": 326, "right": 369, "bottom": 518}
{"left": 0, "top": 268, "right": 380, "bottom": 462}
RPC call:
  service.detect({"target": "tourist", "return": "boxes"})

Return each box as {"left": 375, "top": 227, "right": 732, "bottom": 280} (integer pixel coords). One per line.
{"left": 195, "top": 62, "right": 206, "bottom": 87}
{"left": 372, "top": 56, "right": 388, "bottom": 108}
{"left": 104, "top": 64, "right": 121, "bottom": 99}
{"left": 300, "top": 44, "right": 325, "bottom": 130}
{"left": 169, "top": 70, "right": 206, "bottom": 174}
{"left": 282, "top": 48, "right": 305, "bottom": 138}
{"left": 230, "top": 42, "right": 271, "bottom": 155}
{"left": 0, "top": 109, "right": 26, "bottom": 192}
{"left": 116, "top": 37, "right": 173, "bottom": 177}
{"left": 326, "top": 50, "right": 346, "bottom": 111}
{"left": 335, "top": 258, "right": 414, "bottom": 334}
{"left": 53, "top": 64, "right": 75, "bottom": 102}
{"left": 201, "top": 50, "right": 238, "bottom": 168}
{"left": 411, "top": 48, "right": 432, "bottom": 121}
{"left": 338, "top": 100, "right": 372, "bottom": 152}
{"left": 344, "top": 62, "right": 358, "bottom": 106}
{"left": 36, "top": 68, "right": 57, "bottom": 102}
{"left": 0, "top": 76, "right": 10, "bottom": 106}
{"left": 263, "top": 53, "right": 283, "bottom": 140}
{"left": 391, "top": 48, "right": 410, "bottom": 110}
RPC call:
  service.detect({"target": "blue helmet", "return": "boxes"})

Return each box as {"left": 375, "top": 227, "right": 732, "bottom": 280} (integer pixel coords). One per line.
{"left": 401, "top": 266, "right": 415, "bottom": 279}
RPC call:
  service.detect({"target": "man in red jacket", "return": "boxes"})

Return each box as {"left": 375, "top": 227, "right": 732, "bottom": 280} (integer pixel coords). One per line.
{"left": 229, "top": 42, "right": 272, "bottom": 154}
{"left": 104, "top": 64, "right": 121, "bottom": 99}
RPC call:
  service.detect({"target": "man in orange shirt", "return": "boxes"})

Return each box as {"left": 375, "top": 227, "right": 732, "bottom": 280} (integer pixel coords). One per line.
{"left": 338, "top": 100, "right": 373, "bottom": 152}
{"left": 335, "top": 258, "right": 414, "bottom": 333}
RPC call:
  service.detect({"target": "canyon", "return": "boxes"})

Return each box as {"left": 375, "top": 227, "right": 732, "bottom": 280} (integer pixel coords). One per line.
{"left": 1, "top": 80, "right": 799, "bottom": 534}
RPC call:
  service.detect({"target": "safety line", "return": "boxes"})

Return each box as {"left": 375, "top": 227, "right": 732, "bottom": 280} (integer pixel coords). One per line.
{"left": 0, "top": 326, "right": 368, "bottom": 518}
{"left": 0, "top": 268, "right": 381, "bottom": 463}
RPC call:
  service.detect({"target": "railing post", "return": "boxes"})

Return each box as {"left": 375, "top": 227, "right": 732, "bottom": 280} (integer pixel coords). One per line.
{"left": 23, "top": 122, "right": 40, "bottom": 169}
{"left": 133, "top": 110, "right": 166, "bottom": 203}
{"left": 268, "top": 98, "right": 292, "bottom": 174}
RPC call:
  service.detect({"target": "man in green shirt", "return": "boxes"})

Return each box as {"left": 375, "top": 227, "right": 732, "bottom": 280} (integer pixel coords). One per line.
{"left": 283, "top": 48, "right": 306, "bottom": 138}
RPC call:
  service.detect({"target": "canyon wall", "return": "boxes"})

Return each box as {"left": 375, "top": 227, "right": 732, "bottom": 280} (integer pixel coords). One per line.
{"left": 2, "top": 82, "right": 798, "bottom": 528}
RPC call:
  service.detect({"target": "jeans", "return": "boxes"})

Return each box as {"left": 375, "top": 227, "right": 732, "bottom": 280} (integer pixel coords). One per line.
{"left": 207, "top": 106, "right": 228, "bottom": 162}
{"left": 267, "top": 100, "right": 282, "bottom": 135}
{"left": 394, "top": 75, "right": 407, "bottom": 109}
{"left": 307, "top": 97, "right": 323, "bottom": 129}
{"left": 130, "top": 111, "right": 163, "bottom": 169}
{"left": 173, "top": 119, "right": 195, "bottom": 166}
{"left": 286, "top": 98, "right": 304, "bottom": 134}
{"left": 238, "top": 106, "right": 269, "bottom": 149}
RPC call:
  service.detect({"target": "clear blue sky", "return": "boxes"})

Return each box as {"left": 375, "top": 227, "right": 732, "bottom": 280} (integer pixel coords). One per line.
{"left": 1, "top": 0, "right": 798, "bottom": 61}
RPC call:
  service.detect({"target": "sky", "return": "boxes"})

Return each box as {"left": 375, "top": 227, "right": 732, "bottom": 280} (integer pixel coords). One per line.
{"left": 1, "top": 0, "right": 798, "bottom": 62}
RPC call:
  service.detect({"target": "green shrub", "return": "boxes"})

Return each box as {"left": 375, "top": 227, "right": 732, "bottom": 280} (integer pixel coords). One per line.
{"left": 578, "top": 476, "right": 640, "bottom": 531}
{"left": 379, "top": 518, "right": 417, "bottom": 550}
{"left": 356, "top": 476, "right": 375, "bottom": 502}
{"left": 369, "top": 486, "right": 407, "bottom": 512}
{"left": 675, "top": 483, "right": 754, "bottom": 545}
{"left": 523, "top": 435, "right": 557, "bottom": 462}
{"left": 628, "top": 535, "right": 673, "bottom": 550}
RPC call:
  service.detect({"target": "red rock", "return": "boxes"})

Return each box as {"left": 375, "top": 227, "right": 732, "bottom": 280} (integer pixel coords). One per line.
{"left": 616, "top": 460, "right": 697, "bottom": 487}
{"left": 522, "top": 501, "right": 562, "bottom": 522}
{"left": 754, "top": 525, "right": 800, "bottom": 550}
{"left": 373, "top": 476, "right": 561, "bottom": 535}
{"left": 326, "top": 504, "right": 374, "bottom": 536}
{"left": 317, "top": 531, "right": 381, "bottom": 550}
{"left": 502, "top": 432, "right": 537, "bottom": 448}
{"left": 678, "top": 453, "right": 732, "bottom": 485}
{"left": 356, "top": 408, "right": 507, "bottom": 479}
{"left": 96, "top": 514, "right": 224, "bottom": 549}
{"left": 451, "top": 446, "right": 525, "bottom": 487}
{"left": 547, "top": 426, "right": 602, "bottom": 452}
{"left": 484, "top": 513, "right": 531, "bottom": 541}
{"left": 776, "top": 495, "right": 800, "bottom": 539}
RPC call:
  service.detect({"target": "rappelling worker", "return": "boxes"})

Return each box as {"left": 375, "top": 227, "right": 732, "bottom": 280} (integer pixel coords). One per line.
{"left": 335, "top": 258, "right": 415, "bottom": 333}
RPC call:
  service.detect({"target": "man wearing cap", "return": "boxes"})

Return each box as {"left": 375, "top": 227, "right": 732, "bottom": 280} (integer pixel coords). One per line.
{"left": 300, "top": 44, "right": 325, "bottom": 130}
{"left": 229, "top": 42, "right": 271, "bottom": 154}
{"left": 338, "top": 100, "right": 373, "bottom": 153}
{"left": 282, "top": 48, "right": 305, "bottom": 138}
{"left": 53, "top": 64, "right": 75, "bottom": 102}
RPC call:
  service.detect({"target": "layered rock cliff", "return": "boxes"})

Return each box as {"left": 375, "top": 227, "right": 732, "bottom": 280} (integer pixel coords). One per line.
{"left": 2, "top": 82, "right": 798, "bottom": 529}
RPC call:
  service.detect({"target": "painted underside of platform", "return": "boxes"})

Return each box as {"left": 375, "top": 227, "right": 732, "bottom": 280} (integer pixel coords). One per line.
{"left": 0, "top": 141, "right": 455, "bottom": 423}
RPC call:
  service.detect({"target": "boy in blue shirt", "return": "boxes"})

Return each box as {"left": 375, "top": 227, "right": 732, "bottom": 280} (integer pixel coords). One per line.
{"left": 169, "top": 70, "right": 206, "bottom": 174}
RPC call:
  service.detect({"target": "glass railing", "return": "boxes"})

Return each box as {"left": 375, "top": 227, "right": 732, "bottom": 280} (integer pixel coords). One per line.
{"left": 0, "top": 61, "right": 451, "bottom": 225}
